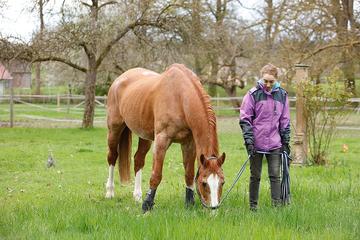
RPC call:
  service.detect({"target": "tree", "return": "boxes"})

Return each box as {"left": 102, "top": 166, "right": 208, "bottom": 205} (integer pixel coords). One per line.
{"left": 330, "top": 0, "right": 358, "bottom": 95}
{"left": 33, "top": 0, "right": 49, "bottom": 95}
{"left": 31, "top": 0, "right": 175, "bottom": 128}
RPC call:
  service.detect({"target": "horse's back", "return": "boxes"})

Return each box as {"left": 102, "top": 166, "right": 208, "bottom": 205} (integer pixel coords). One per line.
{"left": 107, "top": 68, "right": 161, "bottom": 139}
{"left": 107, "top": 64, "right": 205, "bottom": 142}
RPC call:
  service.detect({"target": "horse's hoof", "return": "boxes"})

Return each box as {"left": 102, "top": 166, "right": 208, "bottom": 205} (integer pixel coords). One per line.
{"left": 133, "top": 191, "right": 142, "bottom": 202}
{"left": 186, "top": 199, "right": 195, "bottom": 207}
{"left": 105, "top": 182, "right": 114, "bottom": 199}
{"left": 142, "top": 200, "right": 154, "bottom": 213}
{"left": 185, "top": 188, "right": 195, "bottom": 207}
{"left": 105, "top": 191, "right": 114, "bottom": 199}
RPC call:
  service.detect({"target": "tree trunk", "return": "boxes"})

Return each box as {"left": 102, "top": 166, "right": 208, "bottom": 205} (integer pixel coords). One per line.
{"left": 224, "top": 86, "right": 240, "bottom": 112}
{"left": 34, "top": 62, "right": 41, "bottom": 95}
{"left": 191, "top": 0, "right": 202, "bottom": 75}
{"left": 265, "top": 0, "right": 273, "bottom": 54}
{"left": 209, "top": 53, "right": 218, "bottom": 97}
{"left": 82, "top": 0, "right": 99, "bottom": 128}
{"left": 34, "top": 0, "right": 45, "bottom": 95}
{"left": 343, "top": 57, "right": 356, "bottom": 95}
{"left": 332, "top": 0, "right": 356, "bottom": 96}
{"left": 82, "top": 60, "right": 97, "bottom": 128}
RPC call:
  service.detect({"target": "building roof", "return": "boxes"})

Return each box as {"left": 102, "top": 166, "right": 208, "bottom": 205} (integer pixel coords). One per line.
{"left": 0, "top": 63, "right": 13, "bottom": 80}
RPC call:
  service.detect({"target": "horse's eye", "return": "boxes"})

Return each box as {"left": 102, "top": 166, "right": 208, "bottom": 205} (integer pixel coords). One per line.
{"left": 221, "top": 181, "right": 225, "bottom": 186}
{"left": 202, "top": 182, "right": 207, "bottom": 188}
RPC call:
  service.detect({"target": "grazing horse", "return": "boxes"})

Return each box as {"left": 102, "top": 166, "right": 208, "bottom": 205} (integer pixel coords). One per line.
{"left": 105, "top": 63, "right": 226, "bottom": 212}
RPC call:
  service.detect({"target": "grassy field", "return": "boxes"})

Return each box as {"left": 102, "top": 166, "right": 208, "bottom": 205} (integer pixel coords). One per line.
{"left": 0, "top": 121, "right": 359, "bottom": 239}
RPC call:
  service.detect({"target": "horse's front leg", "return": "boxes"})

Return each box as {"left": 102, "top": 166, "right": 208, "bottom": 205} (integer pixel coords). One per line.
{"left": 142, "top": 133, "right": 171, "bottom": 213}
{"left": 181, "top": 139, "right": 196, "bottom": 207}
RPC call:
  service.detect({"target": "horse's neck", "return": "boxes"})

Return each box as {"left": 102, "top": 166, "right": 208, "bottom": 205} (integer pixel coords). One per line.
{"left": 191, "top": 123, "right": 219, "bottom": 158}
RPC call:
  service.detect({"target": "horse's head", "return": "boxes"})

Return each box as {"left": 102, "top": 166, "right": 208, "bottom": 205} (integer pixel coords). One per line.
{"left": 196, "top": 153, "right": 226, "bottom": 209}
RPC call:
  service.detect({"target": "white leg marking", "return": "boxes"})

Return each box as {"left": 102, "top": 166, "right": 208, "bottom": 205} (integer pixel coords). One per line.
{"left": 105, "top": 165, "right": 115, "bottom": 198}
{"left": 186, "top": 184, "right": 194, "bottom": 191}
{"left": 207, "top": 174, "right": 220, "bottom": 207}
{"left": 133, "top": 169, "right": 142, "bottom": 202}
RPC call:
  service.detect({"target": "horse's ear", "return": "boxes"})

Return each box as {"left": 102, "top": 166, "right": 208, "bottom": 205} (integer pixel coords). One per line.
{"left": 217, "top": 152, "right": 226, "bottom": 166}
{"left": 200, "top": 154, "right": 206, "bottom": 166}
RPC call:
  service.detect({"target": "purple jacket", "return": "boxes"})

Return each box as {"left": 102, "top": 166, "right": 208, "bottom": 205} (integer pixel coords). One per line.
{"left": 239, "top": 80, "right": 290, "bottom": 151}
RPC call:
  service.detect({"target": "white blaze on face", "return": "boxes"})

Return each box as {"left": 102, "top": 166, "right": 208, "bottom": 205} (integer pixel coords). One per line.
{"left": 207, "top": 174, "right": 220, "bottom": 207}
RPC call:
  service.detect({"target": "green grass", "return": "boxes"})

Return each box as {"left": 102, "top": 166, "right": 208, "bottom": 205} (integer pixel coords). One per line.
{"left": 2, "top": 86, "right": 71, "bottom": 95}
{"left": 0, "top": 124, "right": 359, "bottom": 239}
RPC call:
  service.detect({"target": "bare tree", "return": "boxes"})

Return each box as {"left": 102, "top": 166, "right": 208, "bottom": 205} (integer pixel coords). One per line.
{"left": 263, "top": 0, "right": 288, "bottom": 57}
{"left": 33, "top": 0, "right": 50, "bottom": 95}
{"left": 330, "top": 0, "right": 358, "bottom": 95}
{"left": 191, "top": 0, "right": 202, "bottom": 75}
{"left": 30, "top": 0, "right": 175, "bottom": 128}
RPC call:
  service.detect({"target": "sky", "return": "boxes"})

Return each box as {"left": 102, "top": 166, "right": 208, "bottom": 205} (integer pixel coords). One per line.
{"left": 0, "top": 0, "right": 65, "bottom": 41}
{"left": 0, "top": 0, "right": 37, "bottom": 41}
{"left": 0, "top": 0, "right": 261, "bottom": 42}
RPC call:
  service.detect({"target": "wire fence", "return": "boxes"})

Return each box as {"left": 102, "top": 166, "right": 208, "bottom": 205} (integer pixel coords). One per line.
{"left": 0, "top": 94, "right": 359, "bottom": 128}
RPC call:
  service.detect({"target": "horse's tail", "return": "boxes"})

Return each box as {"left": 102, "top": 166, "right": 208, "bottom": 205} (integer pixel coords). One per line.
{"left": 118, "top": 126, "right": 132, "bottom": 184}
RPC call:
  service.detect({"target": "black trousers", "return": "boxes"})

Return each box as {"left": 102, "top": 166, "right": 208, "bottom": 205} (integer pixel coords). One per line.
{"left": 249, "top": 148, "right": 281, "bottom": 208}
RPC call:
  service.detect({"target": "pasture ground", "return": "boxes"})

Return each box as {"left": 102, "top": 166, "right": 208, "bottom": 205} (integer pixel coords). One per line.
{"left": 0, "top": 120, "right": 359, "bottom": 239}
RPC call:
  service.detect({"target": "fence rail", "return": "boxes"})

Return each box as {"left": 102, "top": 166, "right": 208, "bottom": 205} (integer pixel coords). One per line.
{"left": 0, "top": 94, "right": 359, "bottom": 128}
{"left": 1, "top": 94, "right": 360, "bottom": 102}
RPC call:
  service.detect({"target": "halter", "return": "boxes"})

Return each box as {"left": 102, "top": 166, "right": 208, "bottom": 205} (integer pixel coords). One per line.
{"left": 195, "top": 156, "right": 221, "bottom": 210}
{"left": 195, "top": 151, "right": 291, "bottom": 210}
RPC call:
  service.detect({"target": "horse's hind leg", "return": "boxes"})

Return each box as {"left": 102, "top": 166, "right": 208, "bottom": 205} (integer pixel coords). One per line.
{"left": 181, "top": 138, "right": 196, "bottom": 207}
{"left": 133, "top": 138, "right": 152, "bottom": 202}
{"left": 105, "top": 124, "right": 125, "bottom": 198}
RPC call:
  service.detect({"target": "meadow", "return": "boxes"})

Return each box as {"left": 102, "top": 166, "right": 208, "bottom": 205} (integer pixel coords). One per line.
{"left": 0, "top": 119, "right": 359, "bottom": 239}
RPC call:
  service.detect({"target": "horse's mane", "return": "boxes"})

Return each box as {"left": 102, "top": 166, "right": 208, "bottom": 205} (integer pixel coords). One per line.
{"left": 170, "top": 64, "right": 219, "bottom": 156}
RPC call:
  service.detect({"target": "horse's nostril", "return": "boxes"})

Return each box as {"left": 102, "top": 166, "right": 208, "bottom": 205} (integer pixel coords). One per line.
{"left": 202, "top": 182, "right": 207, "bottom": 188}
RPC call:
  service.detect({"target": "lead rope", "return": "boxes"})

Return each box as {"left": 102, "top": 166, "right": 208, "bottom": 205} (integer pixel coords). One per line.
{"left": 196, "top": 151, "right": 291, "bottom": 209}
{"left": 195, "top": 155, "right": 250, "bottom": 209}
{"left": 256, "top": 150, "right": 291, "bottom": 204}
{"left": 218, "top": 151, "right": 291, "bottom": 208}
{"left": 218, "top": 155, "right": 250, "bottom": 206}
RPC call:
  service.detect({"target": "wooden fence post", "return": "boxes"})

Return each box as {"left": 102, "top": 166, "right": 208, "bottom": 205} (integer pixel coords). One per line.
{"left": 293, "top": 64, "right": 310, "bottom": 165}
{"left": 10, "top": 79, "right": 14, "bottom": 128}
{"left": 216, "top": 93, "right": 220, "bottom": 115}
{"left": 57, "top": 94, "right": 61, "bottom": 110}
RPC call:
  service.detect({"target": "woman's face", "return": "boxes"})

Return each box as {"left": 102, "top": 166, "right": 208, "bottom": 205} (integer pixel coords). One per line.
{"left": 264, "top": 79, "right": 275, "bottom": 91}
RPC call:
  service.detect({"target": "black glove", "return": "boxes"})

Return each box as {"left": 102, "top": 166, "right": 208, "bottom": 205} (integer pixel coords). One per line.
{"left": 245, "top": 144, "right": 256, "bottom": 157}
{"left": 282, "top": 143, "right": 290, "bottom": 155}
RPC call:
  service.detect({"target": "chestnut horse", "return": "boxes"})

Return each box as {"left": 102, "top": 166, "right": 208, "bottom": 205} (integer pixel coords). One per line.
{"left": 105, "top": 63, "right": 225, "bottom": 212}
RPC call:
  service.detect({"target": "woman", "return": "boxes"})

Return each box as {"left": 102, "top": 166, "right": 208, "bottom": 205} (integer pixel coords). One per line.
{"left": 239, "top": 63, "right": 290, "bottom": 211}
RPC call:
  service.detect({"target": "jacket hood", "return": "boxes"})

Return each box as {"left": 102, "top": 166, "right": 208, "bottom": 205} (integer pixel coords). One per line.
{"left": 257, "top": 79, "right": 280, "bottom": 93}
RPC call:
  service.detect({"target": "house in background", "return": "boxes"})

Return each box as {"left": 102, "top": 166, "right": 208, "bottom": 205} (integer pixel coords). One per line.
{"left": 0, "top": 61, "right": 32, "bottom": 96}
{"left": 0, "top": 63, "right": 12, "bottom": 96}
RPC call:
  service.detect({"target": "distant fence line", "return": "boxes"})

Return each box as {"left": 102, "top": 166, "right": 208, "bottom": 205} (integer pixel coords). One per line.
{"left": 0, "top": 94, "right": 359, "bottom": 128}
{"left": 0, "top": 95, "right": 359, "bottom": 112}
{"left": 2, "top": 94, "right": 360, "bottom": 101}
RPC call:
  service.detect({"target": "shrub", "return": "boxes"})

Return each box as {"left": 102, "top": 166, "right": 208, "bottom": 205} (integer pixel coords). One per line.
{"left": 303, "top": 69, "right": 352, "bottom": 165}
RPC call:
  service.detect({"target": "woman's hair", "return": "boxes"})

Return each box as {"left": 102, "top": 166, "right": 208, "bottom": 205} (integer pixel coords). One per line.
{"left": 260, "top": 63, "right": 278, "bottom": 78}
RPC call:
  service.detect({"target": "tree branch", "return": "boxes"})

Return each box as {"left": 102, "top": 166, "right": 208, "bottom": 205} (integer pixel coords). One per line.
{"left": 96, "top": 19, "right": 164, "bottom": 69}
{"left": 33, "top": 56, "right": 87, "bottom": 73}
{"left": 81, "top": 1, "right": 92, "bottom": 8}
{"left": 300, "top": 40, "right": 360, "bottom": 62}
{"left": 80, "top": 42, "right": 91, "bottom": 58}
{"left": 99, "top": 1, "right": 117, "bottom": 10}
